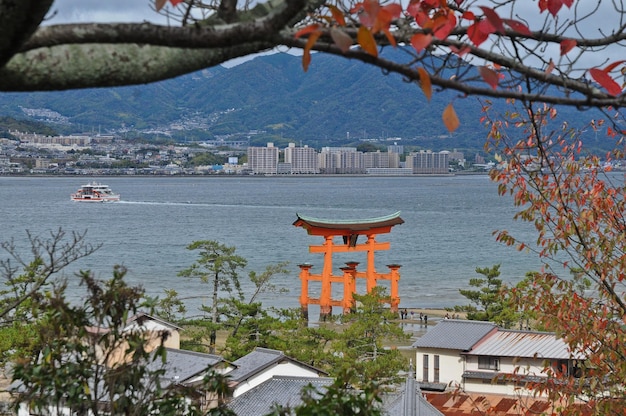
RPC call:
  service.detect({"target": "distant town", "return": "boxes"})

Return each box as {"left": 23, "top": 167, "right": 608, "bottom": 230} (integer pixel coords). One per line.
{"left": 1, "top": 131, "right": 621, "bottom": 176}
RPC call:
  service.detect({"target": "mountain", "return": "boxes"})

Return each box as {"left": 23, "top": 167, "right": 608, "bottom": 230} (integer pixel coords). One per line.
{"left": 0, "top": 49, "right": 611, "bottom": 153}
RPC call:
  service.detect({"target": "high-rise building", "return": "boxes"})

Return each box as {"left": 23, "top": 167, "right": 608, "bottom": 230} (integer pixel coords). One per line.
{"left": 284, "top": 143, "right": 319, "bottom": 174}
{"left": 363, "top": 150, "right": 390, "bottom": 169}
{"left": 406, "top": 150, "right": 449, "bottom": 174}
{"left": 319, "top": 147, "right": 364, "bottom": 174}
{"left": 247, "top": 143, "right": 279, "bottom": 174}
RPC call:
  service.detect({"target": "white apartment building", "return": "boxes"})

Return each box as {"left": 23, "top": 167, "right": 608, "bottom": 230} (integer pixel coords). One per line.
{"left": 284, "top": 143, "right": 319, "bottom": 174}
{"left": 247, "top": 143, "right": 279, "bottom": 174}
{"left": 318, "top": 147, "right": 364, "bottom": 174}
{"left": 363, "top": 150, "right": 390, "bottom": 169}
{"left": 406, "top": 150, "right": 450, "bottom": 174}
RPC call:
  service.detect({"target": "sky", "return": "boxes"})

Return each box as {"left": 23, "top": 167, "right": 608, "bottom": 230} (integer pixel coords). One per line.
{"left": 48, "top": 0, "right": 168, "bottom": 24}
{"left": 46, "top": 1, "right": 617, "bottom": 71}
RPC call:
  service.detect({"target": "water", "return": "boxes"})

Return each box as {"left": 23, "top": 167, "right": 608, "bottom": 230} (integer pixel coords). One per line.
{"left": 0, "top": 175, "right": 541, "bottom": 317}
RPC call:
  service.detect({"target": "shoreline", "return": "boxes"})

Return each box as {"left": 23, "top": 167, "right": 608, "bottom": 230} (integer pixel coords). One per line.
{"left": 395, "top": 307, "right": 466, "bottom": 322}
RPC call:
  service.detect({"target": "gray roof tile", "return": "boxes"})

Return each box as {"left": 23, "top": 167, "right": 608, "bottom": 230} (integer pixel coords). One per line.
{"left": 226, "top": 376, "right": 334, "bottom": 415}
{"left": 229, "top": 347, "right": 325, "bottom": 382}
{"left": 151, "top": 348, "right": 226, "bottom": 387}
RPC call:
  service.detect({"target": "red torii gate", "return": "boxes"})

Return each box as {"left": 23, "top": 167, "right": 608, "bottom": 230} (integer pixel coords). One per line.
{"left": 293, "top": 212, "right": 404, "bottom": 321}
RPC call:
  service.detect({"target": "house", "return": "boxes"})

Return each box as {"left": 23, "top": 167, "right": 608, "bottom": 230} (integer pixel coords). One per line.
{"left": 122, "top": 312, "right": 182, "bottom": 351}
{"left": 84, "top": 311, "right": 183, "bottom": 367}
{"left": 412, "top": 320, "right": 582, "bottom": 396}
{"left": 227, "top": 347, "right": 328, "bottom": 397}
{"left": 411, "top": 320, "right": 498, "bottom": 390}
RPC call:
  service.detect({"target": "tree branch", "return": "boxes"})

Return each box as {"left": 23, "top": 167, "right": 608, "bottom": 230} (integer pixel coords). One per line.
{"left": 0, "top": 0, "right": 54, "bottom": 67}
{"left": 0, "top": 42, "right": 273, "bottom": 91}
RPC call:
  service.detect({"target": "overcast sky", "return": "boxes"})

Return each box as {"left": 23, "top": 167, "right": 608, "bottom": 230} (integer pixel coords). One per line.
{"left": 46, "top": 1, "right": 616, "bottom": 71}
{"left": 48, "top": 0, "right": 168, "bottom": 24}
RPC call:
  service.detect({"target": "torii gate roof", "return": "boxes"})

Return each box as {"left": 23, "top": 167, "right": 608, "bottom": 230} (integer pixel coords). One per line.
{"left": 293, "top": 211, "right": 404, "bottom": 235}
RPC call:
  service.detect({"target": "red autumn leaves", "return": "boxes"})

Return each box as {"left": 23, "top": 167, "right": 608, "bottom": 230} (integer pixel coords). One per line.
{"left": 156, "top": 0, "right": 183, "bottom": 11}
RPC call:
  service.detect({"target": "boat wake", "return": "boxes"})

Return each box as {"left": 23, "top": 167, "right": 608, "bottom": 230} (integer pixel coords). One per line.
{"left": 116, "top": 201, "right": 299, "bottom": 210}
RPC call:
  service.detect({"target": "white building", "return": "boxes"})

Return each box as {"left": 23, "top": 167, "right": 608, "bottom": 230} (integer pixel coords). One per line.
{"left": 284, "top": 143, "right": 319, "bottom": 174}
{"left": 247, "top": 143, "right": 279, "bottom": 174}
{"left": 412, "top": 320, "right": 582, "bottom": 396}
{"left": 363, "top": 150, "right": 390, "bottom": 169}
{"left": 318, "top": 147, "right": 364, "bottom": 174}
{"left": 406, "top": 150, "right": 449, "bottom": 174}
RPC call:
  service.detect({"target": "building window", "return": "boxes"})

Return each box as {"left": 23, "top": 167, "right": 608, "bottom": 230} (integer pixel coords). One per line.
{"left": 434, "top": 355, "right": 440, "bottom": 383}
{"left": 478, "top": 356, "right": 500, "bottom": 371}
{"left": 423, "top": 354, "right": 429, "bottom": 382}
{"left": 552, "top": 359, "right": 574, "bottom": 376}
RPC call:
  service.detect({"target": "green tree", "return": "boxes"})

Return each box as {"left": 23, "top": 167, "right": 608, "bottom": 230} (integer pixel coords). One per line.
{"left": 456, "top": 264, "right": 518, "bottom": 328}
{"left": 330, "top": 287, "right": 408, "bottom": 386}
{"left": 178, "top": 240, "right": 247, "bottom": 352}
{"left": 150, "top": 288, "right": 187, "bottom": 323}
{"left": 0, "top": 229, "right": 99, "bottom": 364}
{"left": 11, "top": 267, "right": 199, "bottom": 416}
{"left": 221, "top": 262, "right": 289, "bottom": 358}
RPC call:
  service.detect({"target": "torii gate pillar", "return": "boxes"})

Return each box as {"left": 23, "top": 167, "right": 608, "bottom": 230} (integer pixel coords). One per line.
{"left": 294, "top": 212, "right": 404, "bottom": 321}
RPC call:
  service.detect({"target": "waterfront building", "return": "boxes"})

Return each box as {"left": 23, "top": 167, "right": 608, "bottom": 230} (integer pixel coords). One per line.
{"left": 363, "top": 150, "right": 390, "bottom": 169}
{"left": 406, "top": 150, "right": 449, "bottom": 174}
{"left": 284, "top": 143, "right": 319, "bottom": 174}
{"left": 319, "top": 147, "right": 364, "bottom": 174}
{"left": 247, "top": 143, "right": 279, "bottom": 174}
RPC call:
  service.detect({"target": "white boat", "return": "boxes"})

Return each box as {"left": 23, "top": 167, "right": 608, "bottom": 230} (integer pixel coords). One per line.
{"left": 71, "top": 182, "right": 120, "bottom": 202}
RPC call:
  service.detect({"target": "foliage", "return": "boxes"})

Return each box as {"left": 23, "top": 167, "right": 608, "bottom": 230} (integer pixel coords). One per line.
{"left": 329, "top": 287, "right": 408, "bottom": 386}
{"left": 220, "top": 262, "right": 289, "bottom": 358}
{"left": 178, "top": 240, "right": 247, "bottom": 351}
{"left": 188, "top": 151, "right": 227, "bottom": 167}
{"left": 253, "top": 307, "right": 339, "bottom": 371}
{"left": 11, "top": 267, "right": 200, "bottom": 416}
{"left": 0, "top": 116, "right": 57, "bottom": 137}
{"left": 456, "top": 264, "right": 519, "bottom": 328}
{"left": 485, "top": 100, "right": 626, "bottom": 415}
{"left": 149, "top": 288, "right": 187, "bottom": 323}
{"left": 0, "top": 229, "right": 99, "bottom": 363}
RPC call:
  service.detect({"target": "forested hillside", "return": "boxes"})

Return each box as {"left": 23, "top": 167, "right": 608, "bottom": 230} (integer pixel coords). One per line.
{"left": 0, "top": 49, "right": 608, "bottom": 152}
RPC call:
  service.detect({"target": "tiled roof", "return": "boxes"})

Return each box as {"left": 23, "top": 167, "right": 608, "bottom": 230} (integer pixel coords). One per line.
{"left": 228, "top": 347, "right": 326, "bottom": 383}
{"left": 411, "top": 320, "right": 497, "bottom": 351}
{"left": 465, "top": 329, "right": 577, "bottom": 359}
{"left": 423, "top": 392, "right": 593, "bottom": 415}
{"left": 382, "top": 385, "right": 444, "bottom": 416}
{"left": 226, "top": 376, "right": 334, "bottom": 415}
{"left": 151, "top": 347, "right": 226, "bottom": 387}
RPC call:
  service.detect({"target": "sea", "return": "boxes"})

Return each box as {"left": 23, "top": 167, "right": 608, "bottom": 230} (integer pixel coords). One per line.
{"left": 0, "top": 174, "right": 544, "bottom": 318}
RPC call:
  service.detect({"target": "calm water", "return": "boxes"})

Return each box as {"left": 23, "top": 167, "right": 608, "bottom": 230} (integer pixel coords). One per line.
{"left": 0, "top": 175, "right": 541, "bottom": 317}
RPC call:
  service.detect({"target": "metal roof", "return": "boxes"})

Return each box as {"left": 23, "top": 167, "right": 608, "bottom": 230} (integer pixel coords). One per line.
{"left": 464, "top": 329, "right": 577, "bottom": 359}
{"left": 411, "top": 320, "right": 497, "bottom": 351}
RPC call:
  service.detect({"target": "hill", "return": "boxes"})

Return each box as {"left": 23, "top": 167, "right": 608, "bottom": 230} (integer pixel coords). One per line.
{"left": 0, "top": 49, "right": 611, "bottom": 153}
